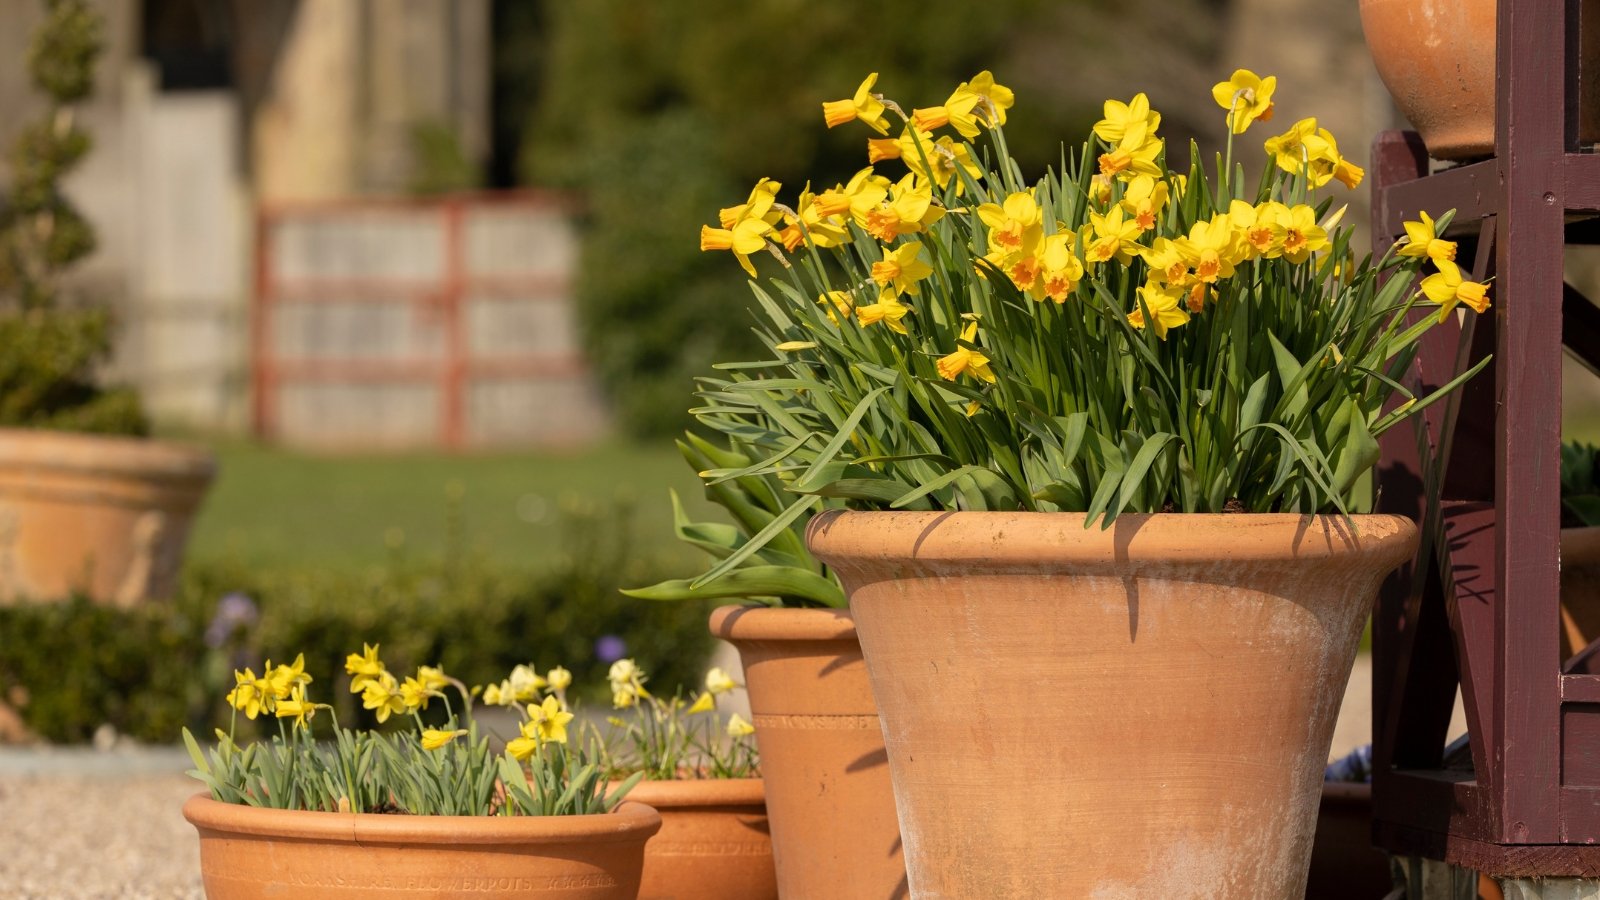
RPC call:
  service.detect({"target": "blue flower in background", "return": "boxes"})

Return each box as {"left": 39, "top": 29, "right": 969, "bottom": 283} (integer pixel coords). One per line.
{"left": 594, "top": 634, "right": 626, "bottom": 663}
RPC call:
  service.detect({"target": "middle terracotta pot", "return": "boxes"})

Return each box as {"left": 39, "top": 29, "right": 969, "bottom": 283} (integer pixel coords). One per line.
{"left": 808, "top": 511, "right": 1417, "bottom": 900}
{"left": 625, "top": 777, "right": 777, "bottom": 900}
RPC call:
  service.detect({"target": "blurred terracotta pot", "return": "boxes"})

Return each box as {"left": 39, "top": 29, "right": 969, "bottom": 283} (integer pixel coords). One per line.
{"left": 1359, "top": 0, "right": 1600, "bottom": 160}
{"left": 1561, "top": 527, "right": 1600, "bottom": 661}
{"left": 623, "top": 777, "right": 776, "bottom": 900}
{"left": 1306, "top": 783, "right": 1393, "bottom": 900}
{"left": 809, "top": 511, "right": 1417, "bottom": 900}
{"left": 709, "top": 605, "right": 907, "bottom": 899}
{"left": 0, "top": 429, "right": 214, "bottom": 606}
{"left": 182, "top": 793, "right": 660, "bottom": 899}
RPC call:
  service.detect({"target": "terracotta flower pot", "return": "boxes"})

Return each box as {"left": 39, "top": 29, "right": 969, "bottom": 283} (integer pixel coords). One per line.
{"left": 182, "top": 793, "right": 661, "bottom": 899}
{"left": 625, "top": 777, "right": 777, "bottom": 900}
{"left": 709, "top": 605, "right": 908, "bottom": 899}
{"left": 0, "top": 429, "right": 214, "bottom": 606}
{"left": 1359, "top": 0, "right": 1600, "bottom": 161}
{"left": 1561, "top": 526, "right": 1600, "bottom": 661}
{"left": 1306, "top": 783, "right": 1392, "bottom": 900}
{"left": 808, "top": 511, "right": 1417, "bottom": 900}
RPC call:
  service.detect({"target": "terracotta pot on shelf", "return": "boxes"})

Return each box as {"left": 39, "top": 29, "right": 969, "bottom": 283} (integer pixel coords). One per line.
{"left": 1561, "top": 526, "right": 1600, "bottom": 661}
{"left": 182, "top": 793, "right": 660, "bottom": 899}
{"left": 1358, "top": 0, "right": 1600, "bottom": 161}
{"left": 808, "top": 511, "right": 1417, "bottom": 900}
{"left": 623, "top": 777, "right": 776, "bottom": 900}
{"left": 709, "top": 605, "right": 908, "bottom": 900}
{"left": 0, "top": 428, "right": 214, "bottom": 606}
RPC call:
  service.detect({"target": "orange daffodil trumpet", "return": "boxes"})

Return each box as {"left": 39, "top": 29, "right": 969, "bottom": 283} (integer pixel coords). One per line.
{"left": 823, "top": 72, "right": 891, "bottom": 134}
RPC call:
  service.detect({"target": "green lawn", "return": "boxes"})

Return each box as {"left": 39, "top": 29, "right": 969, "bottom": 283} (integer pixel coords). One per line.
{"left": 187, "top": 440, "right": 711, "bottom": 574}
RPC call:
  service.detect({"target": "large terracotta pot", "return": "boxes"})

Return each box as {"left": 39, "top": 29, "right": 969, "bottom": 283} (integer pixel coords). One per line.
{"left": 182, "top": 793, "right": 660, "bottom": 899}
{"left": 625, "top": 777, "right": 777, "bottom": 900}
{"left": 709, "top": 605, "right": 908, "bottom": 899}
{"left": 1359, "top": 0, "right": 1600, "bottom": 161}
{"left": 1561, "top": 527, "right": 1600, "bottom": 661}
{"left": 808, "top": 511, "right": 1417, "bottom": 900}
{"left": 0, "top": 429, "right": 214, "bottom": 606}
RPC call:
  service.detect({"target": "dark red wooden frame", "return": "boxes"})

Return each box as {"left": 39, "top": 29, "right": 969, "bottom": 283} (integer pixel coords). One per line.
{"left": 252, "top": 192, "right": 583, "bottom": 449}
{"left": 1369, "top": 0, "right": 1600, "bottom": 876}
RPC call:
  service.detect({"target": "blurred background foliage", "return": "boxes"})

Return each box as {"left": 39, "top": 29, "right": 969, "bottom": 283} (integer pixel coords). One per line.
{"left": 509, "top": 0, "right": 1229, "bottom": 437}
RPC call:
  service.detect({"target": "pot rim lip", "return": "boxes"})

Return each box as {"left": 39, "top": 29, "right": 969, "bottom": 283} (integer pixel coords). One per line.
{"left": 182, "top": 793, "right": 662, "bottom": 844}
{"left": 612, "top": 776, "right": 765, "bottom": 807}
{"left": 0, "top": 428, "right": 215, "bottom": 481}
{"left": 805, "top": 509, "right": 1418, "bottom": 566}
{"left": 709, "top": 604, "right": 857, "bottom": 642}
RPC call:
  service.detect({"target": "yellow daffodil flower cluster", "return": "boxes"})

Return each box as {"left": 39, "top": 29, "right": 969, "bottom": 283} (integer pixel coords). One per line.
{"left": 1401, "top": 211, "right": 1492, "bottom": 320}
{"left": 599, "top": 660, "right": 759, "bottom": 780}
{"left": 342, "top": 643, "right": 450, "bottom": 725}
{"left": 224, "top": 653, "right": 315, "bottom": 726}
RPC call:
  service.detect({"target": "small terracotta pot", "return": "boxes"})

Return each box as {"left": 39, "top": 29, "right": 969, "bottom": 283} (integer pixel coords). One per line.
{"left": 1306, "top": 783, "right": 1392, "bottom": 900}
{"left": 624, "top": 777, "right": 777, "bottom": 900}
{"left": 1359, "top": 0, "right": 1600, "bottom": 160}
{"left": 0, "top": 429, "right": 214, "bottom": 606}
{"left": 709, "top": 605, "right": 908, "bottom": 899}
{"left": 808, "top": 511, "right": 1417, "bottom": 900}
{"left": 182, "top": 793, "right": 660, "bottom": 899}
{"left": 1561, "top": 527, "right": 1600, "bottom": 661}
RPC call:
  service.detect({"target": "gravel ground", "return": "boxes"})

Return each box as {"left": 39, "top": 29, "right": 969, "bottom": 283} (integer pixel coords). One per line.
{"left": 0, "top": 655, "right": 1456, "bottom": 897}
{"left": 0, "top": 770, "right": 202, "bottom": 898}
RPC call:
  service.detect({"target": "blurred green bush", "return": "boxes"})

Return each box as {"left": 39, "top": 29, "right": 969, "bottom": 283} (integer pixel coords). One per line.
{"left": 0, "top": 509, "right": 716, "bottom": 744}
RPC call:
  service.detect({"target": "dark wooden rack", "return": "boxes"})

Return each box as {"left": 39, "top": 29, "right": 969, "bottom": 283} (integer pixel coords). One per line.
{"left": 1368, "top": 0, "right": 1600, "bottom": 877}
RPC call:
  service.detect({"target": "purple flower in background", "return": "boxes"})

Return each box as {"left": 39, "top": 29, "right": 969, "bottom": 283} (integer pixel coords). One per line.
{"left": 594, "top": 635, "right": 627, "bottom": 663}
{"left": 205, "top": 592, "right": 259, "bottom": 649}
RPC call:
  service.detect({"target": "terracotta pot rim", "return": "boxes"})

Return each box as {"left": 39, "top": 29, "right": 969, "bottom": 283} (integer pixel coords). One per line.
{"left": 807, "top": 510, "right": 1417, "bottom": 569}
{"left": 616, "top": 776, "right": 765, "bottom": 808}
{"left": 182, "top": 793, "right": 662, "bottom": 845}
{"left": 1562, "top": 525, "right": 1600, "bottom": 556}
{"left": 709, "top": 604, "right": 857, "bottom": 642}
{"left": 0, "top": 428, "right": 215, "bottom": 482}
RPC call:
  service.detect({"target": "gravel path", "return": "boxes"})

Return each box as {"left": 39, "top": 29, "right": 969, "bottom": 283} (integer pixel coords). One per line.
{"left": 0, "top": 655, "right": 1455, "bottom": 897}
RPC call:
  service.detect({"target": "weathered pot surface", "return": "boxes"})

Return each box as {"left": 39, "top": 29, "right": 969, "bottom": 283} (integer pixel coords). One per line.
{"left": 0, "top": 428, "right": 214, "bottom": 606}
{"left": 807, "top": 511, "right": 1417, "bottom": 900}
{"left": 623, "top": 777, "right": 776, "bottom": 900}
{"left": 182, "top": 793, "right": 661, "bottom": 899}
{"left": 710, "top": 605, "right": 908, "bottom": 899}
{"left": 1359, "top": 0, "right": 1600, "bottom": 160}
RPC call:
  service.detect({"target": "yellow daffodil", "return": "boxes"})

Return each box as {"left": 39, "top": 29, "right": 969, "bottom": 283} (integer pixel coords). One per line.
{"left": 687, "top": 692, "right": 716, "bottom": 715}
{"left": 226, "top": 667, "right": 270, "bottom": 719}
{"left": 727, "top": 714, "right": 756, "bottom": 738}
{"left": 1093, "top": 93, "right": 1161, "bottom": 147}
{"left": 1185, "top": 282, "right": 1210, "bottom": 314}
{"left": 1175, "top": 215, "right": 1245, "bottom": 283}
{"left": 1211, "top": 69, "right": 1277, "bottom": 134}
{"left": 700, "top": 218, "right": 775, "bottom": 278}
{"left": 1419, "top": 259, "right": 1492, "bottom": 321}
{"left": 417, "top": 665, "right": 448, "bottom": 692}
{"left": 717, "top": 178, "right": 782, "bottom": 230}
{"left": 1279, "top": 204, "right": 1329, "bottom": 263}
{"left": 705, "top": 667, "right": 738, "bottom": 695}
{"left": 977, "top": 192, "right": 1044, "bottom": 264}
{"left": 871, "top": 241, "right": 934, "bottom": 296}
{"left": 1039, "top": 233, "right": 1084, "bottom": 303}
{"left": 960, "top": 70, "right": 1014, "bottom": 128}
{"left": 897, "top": 129, "right": 983, "bottom": 192}
{"left": 1127, "top": 283, "right": 1191, "bottom": 340}
{"left": 1139, "top": 237, "right": 1191, "bottom": 286}
{"left": 776, "top": 185, "right": 851, "bottom": 251}
{"left": 345, "top": 644, "right": 385, "bottom": 693}
{"left": 842, "top": 168, "right": 893, "bottom": 227}
{"left": 527, "top": 696, "right": 575, "bottom": 745}
{"left": 822, "top": 73, "right": 891, "bottom": 135}
{"left": 421, "top": 728, "right": 468, "bottom": 751}
{"left": 274, "top": 684, "right": 316, "bottom": 731}
{"left": 1003, "top": 251, "right": 1044, "bottom": 295}
{"left": 1398, "top": 211, "right": 1458, "bottom": 264}
{"left": 855, "top": 288, "right": 911, "bottom": 334}
{"left": 1089, "top": 173, "right": 1114, "bottom": 206}
{"left": 546, "top": 666, "right": 572, "bottom": 692}
{"left": 607, "top": 658, "right": 649, "bottom": 706}
{"left": 819, "top": 290, "right": 855, "bottom": 325}
{"left": 267, "top": 653, "right": 311, "bottom": 700}
{"left": 482, "top": 680, "right": 513, "bottom": 706}
{"left": 867, "top": 137, "right": 902, "bottom": 164}
{"left": 399, "top": 675, "right": 433, "bottom": 711}
{"left": 1085, "top": 206, "right": 1144, "bottom": 266}
{"left": 1230, "top": 200, "right": 1287, "bottom": 259}
{"left": 506, "top": 719, "right": 541, "bottom": 761}
{"left": 1333, "top": 157, "right": 1364, "bottom": 189}
{"left": 1264, "top": 118, "right": 1359, "bottom": 189}
{"left": 508, "top": 664, "right": 547, "bottom": 703}
{"left": 1119, "top": 175, "right": 1170, "bottom": 232}
{"left": 864, "top": 174, "right": 944, "bottom": 242}
{"left": 361, "top": 672, "right": 408, "bottom": 724}
{"left": 612, "top": 689, "right": 638, "bottom": 709}
{"left": 936, "top": 321, "right": 997, "bottom": 384}
{"left": 1098, "top": 129, "right": 1163, "bottom": 181}
{"left": 911, "top": 89, "right": 982, "bottom": 139}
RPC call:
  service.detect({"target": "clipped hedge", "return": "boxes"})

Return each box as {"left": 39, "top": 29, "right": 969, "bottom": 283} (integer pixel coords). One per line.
{"left": 0, "top": 530, "right": 715, "bottom": 744}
